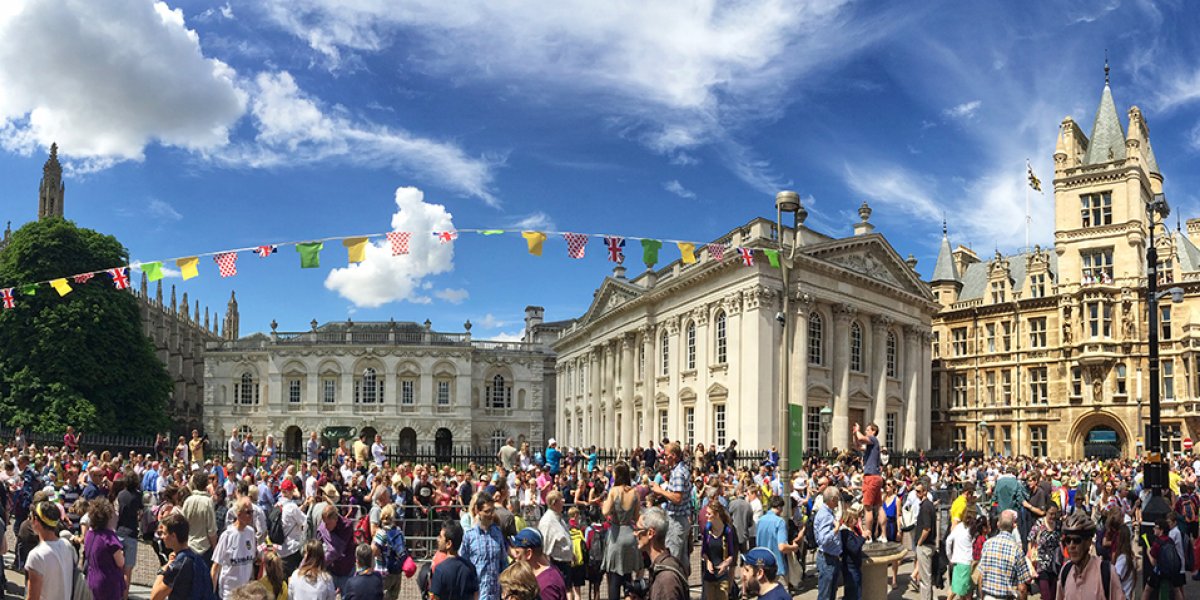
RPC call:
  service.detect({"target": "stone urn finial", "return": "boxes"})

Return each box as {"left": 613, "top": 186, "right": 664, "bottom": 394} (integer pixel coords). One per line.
{"left": 858, "top": 200, "right": 872, "bottom": 222}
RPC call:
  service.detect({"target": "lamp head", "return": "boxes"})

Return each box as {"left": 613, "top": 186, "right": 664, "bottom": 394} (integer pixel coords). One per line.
{"left": 1149, "top": 193, "right": 1170, "bottom": 220}
{"left": 1169, "top": 287, "right": 1185, "bottom": 304}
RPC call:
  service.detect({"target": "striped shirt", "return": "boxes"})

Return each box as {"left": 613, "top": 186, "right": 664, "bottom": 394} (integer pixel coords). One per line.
{"left": 979, "top": 531, "right": 1029, "bottom": 598}
{"left": 663, "top": 462, "right": 693, "bottom": 517}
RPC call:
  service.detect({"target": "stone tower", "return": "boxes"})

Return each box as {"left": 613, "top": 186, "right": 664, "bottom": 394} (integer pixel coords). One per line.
{"left": 38, "top": 143, "right": 65, "bottom": 220}
{"left": 222, "top": 291, "right": 240, "bottom": 340}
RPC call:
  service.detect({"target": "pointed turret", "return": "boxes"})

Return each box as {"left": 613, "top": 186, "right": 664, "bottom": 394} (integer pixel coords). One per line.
{"left": 140, "top": 271, "right": 148, "bottom": 297}
{"left": 1083, "top": 69, "right": 1126, "bottom": 165}
{"left": 222, "top": 291, "right": 239, "bottom": 340}
{"left": 930, "top": 222, "right": 963, "bottom": 308}
{"left": 1126, "top": 106, "right": 1163, "bottom": 195}
{"left": 38, "top": 143, "right": 65, "bottom": 220}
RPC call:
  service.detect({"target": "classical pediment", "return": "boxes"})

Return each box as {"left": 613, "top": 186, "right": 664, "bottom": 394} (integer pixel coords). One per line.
{"left": 803, "top": 235, "right": 933, "bottom": 300}
{"left": 577, "top": 277, "right": 645, "bottom": 326}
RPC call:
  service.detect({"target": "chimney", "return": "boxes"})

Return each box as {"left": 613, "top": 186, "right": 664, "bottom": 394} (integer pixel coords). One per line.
{"left": 612, "top": 265, "right": 627, "bottom": 279}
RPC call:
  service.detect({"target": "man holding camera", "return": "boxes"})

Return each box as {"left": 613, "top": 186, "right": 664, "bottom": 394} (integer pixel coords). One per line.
{"left": 650, "top": 443, "right": 693, "bottom": 573}
{"left": 633, "top": 507, "right": 688, "bottom": 600}
{"left": 740, "top": 547, "right": 791, "bottom": 600}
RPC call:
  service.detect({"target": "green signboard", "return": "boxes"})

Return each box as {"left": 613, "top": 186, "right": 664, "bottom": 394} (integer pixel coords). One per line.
{"left": 789, "top": 403, "right": 805, "bottom": 467}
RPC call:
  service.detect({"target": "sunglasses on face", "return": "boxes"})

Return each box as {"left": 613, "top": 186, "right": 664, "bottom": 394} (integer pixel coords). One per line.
{"left": 1061, "top": 535, "right": 1087, "bottom": 546}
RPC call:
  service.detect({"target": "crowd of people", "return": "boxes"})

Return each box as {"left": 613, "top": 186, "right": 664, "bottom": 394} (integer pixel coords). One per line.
{"left": 1, "top": 423, "right": 1199, "bottom": 600}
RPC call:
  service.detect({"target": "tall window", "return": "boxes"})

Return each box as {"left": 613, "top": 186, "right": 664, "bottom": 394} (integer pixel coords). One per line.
{"left": 355, "top": 368, "right": 381, "bottom": 404}
{"left": 1080, "top": 192, "right": 1112, "bottom": 228}
{"left": 1002, "top": 426, "right": 1013, "bottom": 456}
{"left": 849, "top": 322, "right": 863, "bottom": 372}
{"left": 808, "top": 312, "right": 823, "bottom": 365}
{"left": 985, "top": 323, "right": 996, "bottom": 353}
{"left": 1028, "top": 317, "right": 1047, "bottom": 348}
{"left": 685, "top": 322, "right": 696, "bottom": 370}
{"left": 659, "top": 410, "right": 669, "bottom": 441}
{"left": 932, "top": 331, "right": 940, "bottom": 358}
{"left": 886, "top": 332, "right": 897, "bottom": 377}
{"left": 491, "top": 430, "right": 506, "bottom": 455}
{"left": 952, "top": 327, "right": 968, "bottom": 356}
{"left": 1029, "top": 273, "right": 1046, "bottom": 298}
{"left": 579, "top": 363, "right": 585, "bottom": 393}
{"left": 953, "top": 428, "right": 966, "bottom": 451}
{"left": 990, "top": 280, "right": 1006, "bottom": 303}
{"left": 638, "top": 344, "right": 645, "bottom": 379}
{"left": 1161, "top": 306, "right": 1172, "bottom": 340}
{"left": 713, "top": 405, "right": 727, "bottom": 447}
{"left": 952, "top": 373, "right": 968, "bottom": 408}
{"left": 237, "top": 372, "right": 259, "bottom": 405}
{"left": 1001, "top": 321, "right": 1012, "bottom": 351}
{"left": 1030, "top": 425, "right": 1048, "bottom": 457}
{"left": 1070, "top": 366, "right": 1082, "bottom": 397}
{"left": 931, "top": 372, "right": 941, "bottom": 409}
{"left": 1158, "top": 257, "right": 1175, "bottom": 284}
{"left": 684, "top": 407, "right": 695, "bottom": 447}
{"left": 985, "top": 371, "right": 996, "bottom": 405}
{"left": 1087, "top": 302, "right": 1112, "bottom": 337}
{"left": 488, "top": 375, "right": 511, "bottom": 408}
{"left": 322, "top": 379, "right": 336, "bottom": 404}
{"left": 437, "top": 381, "right": 451, "bottom": 406}
{"left": 1164, "top": 423, "right": 1183, "bottom": 454}
{"left": 1116, "top": 363, "right": 1127, "bottom": 396}
{"left": 806, "top": 411, "right": 821, "bottom": 454}
{"left": 401, "top": 379, "right": 415, "bottom": 406}
{"left": 1029, "top": 367, "right": 1048, "bottom": 403}
{"left": 1081, "top": 248, "right": 1113, "bottom": 283}
{"left": 1163, "top": 359, "right": 1175, "bottom": 400}
{"left": 287, "top": 379, "right": 301, "bottom": 404}
{"left": 1001, "top": 369, "right": 1013, "bottom": 405}
{"left": 714, "top": 311, "right": 727, "bottom": 365}
{"left": 660, "top": 330, "right": 670, "bottom": 376}
{"left": 886, "top": 412, "right": 897, "bottom": 448}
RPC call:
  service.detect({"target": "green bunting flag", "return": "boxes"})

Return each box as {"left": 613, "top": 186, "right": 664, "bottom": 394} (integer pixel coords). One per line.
{"left": 762, "top": 248, "right": 781, "bottom": 268}
{"left": 296, "top": 242, "right": 324, "bottom": 269}
{"left": 480, "top": 230, "right": 505, "bottom": 235}
{"left": 143, "top": 261, "right": 166, "bottom": 281}
{"left": 641, "top": 239, "right": 663, "bottom": 268}
{"left": 20, "top": 284, "right": 37, "bottom": 296}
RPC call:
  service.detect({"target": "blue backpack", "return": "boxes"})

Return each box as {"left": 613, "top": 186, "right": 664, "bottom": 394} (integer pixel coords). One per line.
{"left": 381, "top": 528, "right": 410, "bottom": 575}
{"left": 179, "top": 549, "right": 218, "bottom": 600}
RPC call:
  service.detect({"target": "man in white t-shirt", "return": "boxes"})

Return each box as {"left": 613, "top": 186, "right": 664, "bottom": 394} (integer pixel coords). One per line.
{"left": 212, "top": 498, "right": 259, "bottom": 598}
{"left": 372, "top": 434, "right": 387, "bottom": 466}
{"left": 25, "top": 502, "right": 75, "bottom": 600}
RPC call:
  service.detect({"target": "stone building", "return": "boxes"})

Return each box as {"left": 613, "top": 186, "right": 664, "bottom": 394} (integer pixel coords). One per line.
{"left": 553, "top": 203, "right": 936, "bottom": 458}
{"left": 201, "top": 309, "right": 564, "bottom": 456}
{"left": 930, "top": 74, "right": 1197, "bottom": 458}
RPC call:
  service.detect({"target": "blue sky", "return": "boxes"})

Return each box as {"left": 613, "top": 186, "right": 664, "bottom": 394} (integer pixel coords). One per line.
{"left": 2, "top": 0, "right": 1200, "bottom": 339}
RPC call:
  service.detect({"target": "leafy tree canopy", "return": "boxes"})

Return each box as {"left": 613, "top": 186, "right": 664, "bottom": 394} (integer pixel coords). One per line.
{"left": 0, "top": 218, "right": 170, "bottom": 434}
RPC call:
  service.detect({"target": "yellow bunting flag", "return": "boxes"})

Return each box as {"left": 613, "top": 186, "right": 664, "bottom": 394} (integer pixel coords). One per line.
{"left": 677, "top": 242, "right": 697, "bottom": 264}
{"left": 343, "top": 237, "right": 369, "bottom": 264}
{"left": 176, "top": 257, "right": 200, "bottom": 280}
{"left": 522, "top": 231, "right": 548, "bottom": 256}
{"left": 50, "top": 278, "right": 72, "bottom": 297}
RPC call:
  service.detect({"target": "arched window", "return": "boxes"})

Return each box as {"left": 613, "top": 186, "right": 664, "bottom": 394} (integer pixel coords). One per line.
{"left": 808, "top": 313, "right": 823, "bottom": 365}
{"left": 850, "top": 322, "right": 863, "bottom": 372}
{"left": 488, "top": 374, "right": 511, "bottom": 408}
{"left": 236, "top": 372, "right": 259, "bottom": 405}
{"left": 714, "top": 310, "right": 727, "bottom": 365}
{"left": 356, "top": 367, "right": 381, "bottom": 404}
{"left": 685, "top": 321, "right": 697, "bottom": 370}
{"left": 491, "top": 429, "right": 507, "bottom": 454}
{"left": 660, "top": 330, "right": 670, "bottom": 376}
{"left": 886, "top": 331, "right": 898, "bottom": 377}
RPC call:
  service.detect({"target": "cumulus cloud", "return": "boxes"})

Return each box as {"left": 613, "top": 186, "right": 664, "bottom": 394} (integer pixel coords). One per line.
{"left": 942, "top": 100, "right": 982, "bottom": 120}
{"left": 217, "top": 72, "right": 500, "bottom": 205}
{"left": 324, "top": 187, "right": 456, "bottom": 307}
{"left": 434, "top": 288, "right": 469, "bottom": 304}
{"left": 662, "top": 180, "right": 696, "bottom": 199}
{"left": 477, "top": 313, "right": 507, "bottom": 329}
{"left": 0, "top": 0, "right": 245, "bottom": 165}
{"left": 488, "top": 330, "right": 526, "bottom": 342}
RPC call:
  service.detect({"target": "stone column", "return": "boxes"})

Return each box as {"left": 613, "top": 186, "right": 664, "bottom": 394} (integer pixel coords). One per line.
{"left": 791, "top": 295, "right": 812, "bottom": 452}
{"left": 831, "top": 304, "right": 855, "bottom": 451}
{"left": 871, "top": 315, "right": 893, "bottom": 447}
{"left": 620, "top": 334, "right": 636, "bottom": 449}
{"left": 903, "top": 325, "right": 921, "bottom": 451}
{"left": 590, "top": 347, "right": 601, "bottom": 447}
{"left": 920, "top": 331, "right": 934, "bottom": 448}
{"left": 642, "top": 328, "right": 655, "bottom": 446}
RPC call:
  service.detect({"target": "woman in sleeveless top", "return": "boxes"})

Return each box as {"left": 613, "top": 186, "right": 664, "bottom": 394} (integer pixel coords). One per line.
{"left": 602, "top": 463, "right": 642, "bottom": 600}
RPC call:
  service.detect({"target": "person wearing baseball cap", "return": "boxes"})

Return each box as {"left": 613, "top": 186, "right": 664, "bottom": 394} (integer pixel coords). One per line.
{"left": 275, "top": 477, "right": 306, "bottom": 576}
{"left": 508, "top": 528, "right": 566, "bottom": 600}
{"left": 740, "top": 547, "right": 789, "bottom": 600}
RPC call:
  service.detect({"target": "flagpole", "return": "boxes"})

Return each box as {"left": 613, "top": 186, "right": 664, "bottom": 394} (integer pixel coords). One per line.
{"left": 1025, "top": 160, "right": 1031, "bottom": 252}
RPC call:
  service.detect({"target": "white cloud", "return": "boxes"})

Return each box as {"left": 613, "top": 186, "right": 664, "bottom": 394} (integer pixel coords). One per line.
{"left": 0, "top": 0, "right": 245, "bottom": 165}
{"left": 217, "top": 71, "right": 500, "bottom": 205}
{"left": 260, "top": 0, "right": 892, "bottom": 192}
{"left": 487, "top": 330, "right": 526, "bottom": 343}
{"left": 147, "top": 198, "right": 183, "bottom": 222}
{"left": 942, "top": 100, "right": 982, "bottom": 120}
{"left": 507, "top": 212, "right": 555, "bottom": 231}
{"left": 324, "top": 186, "right": 456, "bottom": 307}
{"left": 434, "top": 288, "right": 469, "bottom": 304}
{"left": 662, "top": 180, "right": 695, "bottom": 199}
{"left": 477, "top": 313, "right": 507, "bottom": 329}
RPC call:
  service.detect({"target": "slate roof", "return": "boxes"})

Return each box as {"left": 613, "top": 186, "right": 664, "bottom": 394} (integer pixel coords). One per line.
{"left": 931, "top": 233, "right": 959, "bottom": 283}
{"left": 1084, "top": 83, "right": 1127, "bottom": 165}
{"left": 958, "top": 250, "right": 1059, "bottom": 301}
{"left": 1174, "top": 232, "right": 1200, "bottom": 272}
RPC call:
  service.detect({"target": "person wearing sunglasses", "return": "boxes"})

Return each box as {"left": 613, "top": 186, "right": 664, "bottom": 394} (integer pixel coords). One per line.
{"left": 1056, "top": 512, "right": 1125, "bottom": 599}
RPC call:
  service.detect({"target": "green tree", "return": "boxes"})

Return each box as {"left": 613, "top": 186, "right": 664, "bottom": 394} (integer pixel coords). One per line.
{"left": 0, "top": 218, "right": 170, "bottom": 434}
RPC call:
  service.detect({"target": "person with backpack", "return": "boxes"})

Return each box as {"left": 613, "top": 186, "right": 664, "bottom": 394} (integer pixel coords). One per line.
{"left": 373, "top": 505, "right": 412, "bottom": 600}
{"left": 634, "top": 507, "right": 688, "bottom": 600}
{"left": 582, "top": 516, "right": 606, "bottom": 600}
{"left": 1057, "top": 512, "right": 1126, "bottom": 599}
{"left": 152, "top": 511, "right": 219, "bottom": 600}
{"left": 564, "top": 506, "right": 587, "bottom": 600}
{"left": 270, "top": 478, "right": 306, "bottom": 577}
{"left": 701, "top": 500, "right": 737, "bottom": 600}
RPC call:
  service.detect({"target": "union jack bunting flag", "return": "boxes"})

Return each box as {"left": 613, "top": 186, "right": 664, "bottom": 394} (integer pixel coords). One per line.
{"left": 214, "top": 252, "right": 238, "bottom": 278}
{"left": 604, "top": 236, "right": 626, "bottom": 264}
{"left": 434, "top": 231, "right": 458, "bottom": 243}
{"left": 107, "top": 267, "right": 131, "bottom": 290}
{"left": 0, "top": 288, "right": 13, "bottom": 309}
{"left": 72, "top": 273, "right": 94, "bottom": 285}
{"left": 707, "top": 243, "right": 726, "bottom": 262}
{"left": 255, "top": 245, "right": 278, "bottom": 258}
{"left": 737, "top": 247, "right": 754, "bottom": 266}
{"left": 563, "top": 233, "right": 589, "bottom": 259}
{"left": 387, "top": 232, "right": 411, "bottom": 256}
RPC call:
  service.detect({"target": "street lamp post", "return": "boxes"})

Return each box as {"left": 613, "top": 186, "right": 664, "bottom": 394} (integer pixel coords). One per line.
{"left": 775, "top": 191, "right": 801, "bottom": 476}
{"left": 978, "top": 420, "right": 989, "bottom": 456}
{"left": 820, "top": 405, "right": 833, "bottom": 454}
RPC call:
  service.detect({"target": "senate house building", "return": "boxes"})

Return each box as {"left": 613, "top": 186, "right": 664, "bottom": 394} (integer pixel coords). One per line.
{"left": 553, "top": 203, "right": 937, "bottom": 459}
{"left": 930, "top": 75, "right": 1199, "bottom": 459}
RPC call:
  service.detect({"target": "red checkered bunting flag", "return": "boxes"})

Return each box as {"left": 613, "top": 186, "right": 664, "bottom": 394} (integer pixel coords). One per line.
{"left": 387, "top": 232, "right": 411, "bottom": 256}
{"left": 107, "top": 267, "right": 131, "bottom": 290}
{"left": 737, "top": 247, "right": 754, "bottom": 266}
{"left": 1, "top": 288, "right": 13, "bottom": 309}
{"left": 214, "top": 252, "right": 238, "bottom": 278}
{"left": 604, "top": 236, "right": 626, "bottom": 264}
{"left": 707, "top": 243, "right": 726, "bottom": 261}
{"left": 72, "top": 273, "right": 95, "bottom": 284}
{"left": 563, "top": 233, "right": 589, "bottom": 259}
{"left": 255, "top": 245, "right": 278, "bottom": 258}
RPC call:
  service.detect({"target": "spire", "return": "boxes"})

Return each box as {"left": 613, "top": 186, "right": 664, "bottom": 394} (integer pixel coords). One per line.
{"left": 37, "top": 143, "right": 65, "bottom": 220}
{"left": 222, "top": 291, "right": 239, "bottom": 340}
{"left": 931, "top": 223, "right": 959, "bottom": 283}
{"left": 1083, "top": 61, "right": 1127, "bottom": 165}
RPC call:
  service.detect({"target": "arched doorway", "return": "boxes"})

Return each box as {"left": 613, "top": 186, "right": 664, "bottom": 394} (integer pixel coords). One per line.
{"left": 284, "top": 426, "right": 303, "bottom": 456}
{"left": 435, "top": 428, "right": 453, "bottom": 464}
{"left": 398, "top": 428, "right": 417, "bottom": 460}
{"left": 1083, "top": 426, "right": 1122, "bottom": 459}
{"left": 1070, "top": 411, "right": 1129, "bottom": 459}
{"left": 361, "top": 426, "right": 378, "bottom": 443}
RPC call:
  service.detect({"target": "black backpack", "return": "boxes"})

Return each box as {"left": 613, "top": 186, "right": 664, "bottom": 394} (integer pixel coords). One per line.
{"left": 267, "top": 504, "right": 286, "bottom": 545}
{"left": 588, "top": 526, "right": 607, "bottom": 571}
{"left": 1157, "top": 539, "right": 1183, "bottom": 577}
{"left": 1060, "top": 559, "right": 1111, "bottom": 600}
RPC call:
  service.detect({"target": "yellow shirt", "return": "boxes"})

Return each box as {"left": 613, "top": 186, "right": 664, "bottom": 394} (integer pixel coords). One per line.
{"left": 1170, "top": 471, "right": 1182, "bottom": 497}
{"left": 950, "top": 495, "right": 968, "bottom": 523}
{"left": 257, "top": 576, "right": 288, "bottom": 600}
{"left": 189, "top": 438, "right": 205, "bottom": 464}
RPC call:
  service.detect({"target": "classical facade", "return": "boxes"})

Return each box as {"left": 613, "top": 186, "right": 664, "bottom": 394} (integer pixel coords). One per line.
{"left": 930, "top": 75, "right": 1198, "bottom": 458}
{"left": 201, "top": 309, "right": 566, "bottom": 456}
{"left": 553, "top": 205, "right": 936, "bottom": 457}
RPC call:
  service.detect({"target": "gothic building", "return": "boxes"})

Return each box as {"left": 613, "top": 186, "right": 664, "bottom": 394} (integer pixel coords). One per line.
{"left": 930, "top": 72, "right": 1197, "bottom": 458}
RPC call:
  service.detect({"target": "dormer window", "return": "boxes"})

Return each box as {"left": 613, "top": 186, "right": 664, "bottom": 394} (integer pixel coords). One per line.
{"left": 1081, "top": 192, "right": 1112, "bottom": 228}
{"left": 990, "top": 280, "right": 1006, "bottom": 303}
{"left": 1029, "top": 273, "right": 1046, "bottom": 298}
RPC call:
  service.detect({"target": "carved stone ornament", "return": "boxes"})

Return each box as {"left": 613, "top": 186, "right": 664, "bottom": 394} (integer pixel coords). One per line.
{"left": 829, "top": 252, "right": 900, "bottom": 286}
{"left": 834, "top": 303, "right": 858, "bottom": 322}
{"left": 744, "top": 286, "right": 777, "bottom": 311}
{"left": 870, "top": 314, "right": 894, "bottom": 331}
{"left": 724, "top": 292, "right": 744, "bottom": 316}
{"left": 693, "top": 307, "right": 709, "bottom": 327}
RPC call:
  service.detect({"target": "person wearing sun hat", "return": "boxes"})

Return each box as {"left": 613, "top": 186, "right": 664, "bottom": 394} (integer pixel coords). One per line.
{"left": 739, "top": 547, "right": 789, "bottom": 600}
